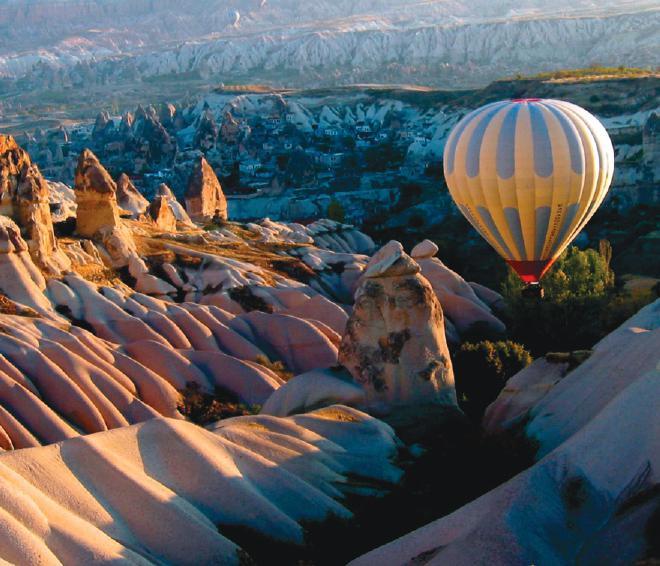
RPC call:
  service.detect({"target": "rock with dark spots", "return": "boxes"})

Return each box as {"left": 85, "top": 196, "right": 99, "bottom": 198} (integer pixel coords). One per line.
{"left": 378, "top": 329, "right": 411, "bottom": 364}
{"left": 185, "top": 156, "right": 227, "bottom": 222}
{"left": 363, "top": 240, "right": 419, "bottom": 278}
{"left": 339, "top": 240, "right": 457, "bottom": 414}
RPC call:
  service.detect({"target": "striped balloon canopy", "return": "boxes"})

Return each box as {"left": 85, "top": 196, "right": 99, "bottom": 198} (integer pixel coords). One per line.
{"left": 443, "top": 98, "right": 614, "bottom": 284}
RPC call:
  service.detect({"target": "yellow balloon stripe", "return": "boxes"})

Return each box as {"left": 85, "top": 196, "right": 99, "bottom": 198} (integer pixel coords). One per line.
{"left": 550, "top": 101, "right": 613, "bottom": 258}
{"left": 538, "top": 103, "right": 575, "bottom": 259}
{"left": 546, "top": 100, "right": 600, "bottom": 258}
{"left": 479, "top": 106, "right": 523, "bottom": 261}
{"left": 513, "top": 105, "right": 536, "bottom": 261}
{"left": 453, "top": 106, "right": 514, "bottom": 259}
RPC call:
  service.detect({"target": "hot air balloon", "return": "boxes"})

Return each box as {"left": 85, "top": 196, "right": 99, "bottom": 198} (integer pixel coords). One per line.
{"left": 443, "top": 98, "right": 614, "bottom": 290}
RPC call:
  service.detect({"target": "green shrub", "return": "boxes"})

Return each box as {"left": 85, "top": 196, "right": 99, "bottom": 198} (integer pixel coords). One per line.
{"left": 228, "top": 285, "right": 274, "bottom": 313}
{"left": 327, "top": 199, "right": 346, "bottom": 223}
{"left": 177, "top": 382, "right": 257, "bottom": 425}
{"left": 255, "top": 355, "right": 294, "bottom": 382}
{"left": 453, "top": 340, "right": 532, "bottom": 421}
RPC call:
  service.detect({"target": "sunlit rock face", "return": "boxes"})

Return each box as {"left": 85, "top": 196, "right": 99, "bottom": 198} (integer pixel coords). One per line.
{"left": 0, "top": 135, "right": 70, "bottom": 274}
{"left": 148, "top": 195, "right": 177, "bottom": 232}
{"left": 339, "top": 241, "right": 456, "bottom": 414}
{"left": 116, "top": 172, "right": 149, "bottom": 217}
{"left": 0, "top": 216, "right": 52, "bottom": 315}
{"left": 411, "top": 239, "right": 506, "bottom": 341}
{"left": 73, "top": 149, "right": 140, "bottom": 268}
{"left": 157, "top": 182, "right": 194, "bottom": 225}
{"left": 0, "top": 408, "right": 402, "bottom": 564}
{"left": 73, "top": 149, "right": 123, "bottom": 238}
{"left": 185, "top": 156, "right": 227, "bottom": 222}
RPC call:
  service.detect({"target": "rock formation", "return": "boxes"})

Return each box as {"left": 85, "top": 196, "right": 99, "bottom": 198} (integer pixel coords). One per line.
{"left": 194, "top": 108, "right": 219, "bottom": 150}
{"left": 411, "top": 239, "right": 506, "bottom": 341}
{"left": 0, "top": 408, "right": 401, "bottom": 564}
{"left": 351, "top": 299, "right": 660, "bottom": 566}
{"left": 116, "top": 172, "right": 149, "bottom": 216}
{"left": 185, "top": 156, "right": 227, "bottom": 222}
{"left": 73, "top": 149, "right": 139, "bottom": 268}
{"left": 132, "top": 108, "right": 175, "bottom": 163}
{"left": 0, "top": 216, "right": 52, "bottom": 314}
{"left": 148, "top": 195, "right": 177, "bottom": 231}
{"left": 338, "top": 241, "right": 456, "bottom": 413}
{"left": 47, "top": 180, "right": 77, "bottom": 223}
{"left": 220, "top": 111, "right": 240, "bottom": 144}
{"left": 159, "top": 102, "right": 177, "bottom": 128}
{"left": 0, "top": 135, "right": 70, "bottom": 274}
{"left": 74, "top": 149, "right": 122, "bottom": 237}
{"left": 7, "top": 138, "right": 651, "bottom": 565}
{"left": 118, "top": 111, "right": 134, "bottom": 138}
{"left": 157, "top": 183, "right": 194, "bottom": 225}
{"left": 91, "top": 110, "right": 113, "bottom": 141}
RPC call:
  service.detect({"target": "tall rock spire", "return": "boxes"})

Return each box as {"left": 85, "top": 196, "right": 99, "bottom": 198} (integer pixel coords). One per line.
{"left": 184, "top": 156, "right": 227, "bottom": 222}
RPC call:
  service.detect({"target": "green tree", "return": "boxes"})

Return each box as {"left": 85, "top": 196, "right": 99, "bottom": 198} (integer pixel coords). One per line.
{"left": 453, "top": 340, "right": 532, "bottom": 421}
{"left": 502, "top": 246, "right": 619, "bottom": 355}
{"left": 503, "top": 246, "right": 614, "bottom": 303}
{"left": 364, "top": 145, "right": 404, "bottom": 172}
{"left": 327, "top": 199, "right": 346, "bottom": 223}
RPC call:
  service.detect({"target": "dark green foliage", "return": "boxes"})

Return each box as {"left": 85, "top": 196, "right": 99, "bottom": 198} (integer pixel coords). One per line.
{"left": 461, "top": 320, "right": 507, "bottom": 344}
{"left": 529, "top": 66, "right": 654, "bottom": 81}
{"left": 398, "top": 182, "right": 423, "bottom": 209}
{"left": 228, "top": 285, "right": 274, "bottom": 313}
{"left": 268, "top": 258, "right": 314, "bottom": 283}
{"left": 453, "top": 340, "right": 532, "bottom": 421}
{"left": 562, "top": 476, "right": 589, "bottom": 510}
{"left": 504, "top": 246, "right": 614, "bottom": 302}
{"left": 407, "top": 213, "right": 425, "bottom": 228}
{"left": 275, "top": 154, "right": 289, "bottom": 171}
{"left": 424, "top": 161, "right": 444, "bottom": 178}
{"left": 327, "top": 198, "right": 346, "bottom": 222}
{"left": 502, "top": 246, "right": 655, "bottom": 356}
{"left": 587, "top": 205, "right": 660, "bottom": 279}
{"left": 545, "top": 350, "right": 593, "bottom": 371}
{"left": 177, "top": 382, "right": 257, "bottom": 425}
{"left": 254, "top": 355, "right": 294, "bottom": 382}
{"left": 226, "top": 411, "right": 538, "bottom": 565}
{"left": 363, "top": 144, "right": 405, "bottom": 172}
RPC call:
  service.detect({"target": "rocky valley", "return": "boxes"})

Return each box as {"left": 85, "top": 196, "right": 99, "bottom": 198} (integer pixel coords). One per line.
{"left": 0, "top": 0, "right": 657, "bottom": 91}
{"left": 8, "top": 73, "right": 658, "bottom": 285}
{"left": 0, "top": 2, "right": 658, "bottom": 563}
{"left": 0, "top": 129, "right": 657, "bottom": 564}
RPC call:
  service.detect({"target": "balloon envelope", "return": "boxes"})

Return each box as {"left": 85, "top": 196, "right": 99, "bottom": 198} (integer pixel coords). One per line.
{"left": 443, "top": 98, "right": 614, "bottom": 283}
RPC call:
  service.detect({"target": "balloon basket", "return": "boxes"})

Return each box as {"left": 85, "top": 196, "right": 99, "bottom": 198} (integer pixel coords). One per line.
{"left": 521, "top": 283, "right": 544, "bottom": 300}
